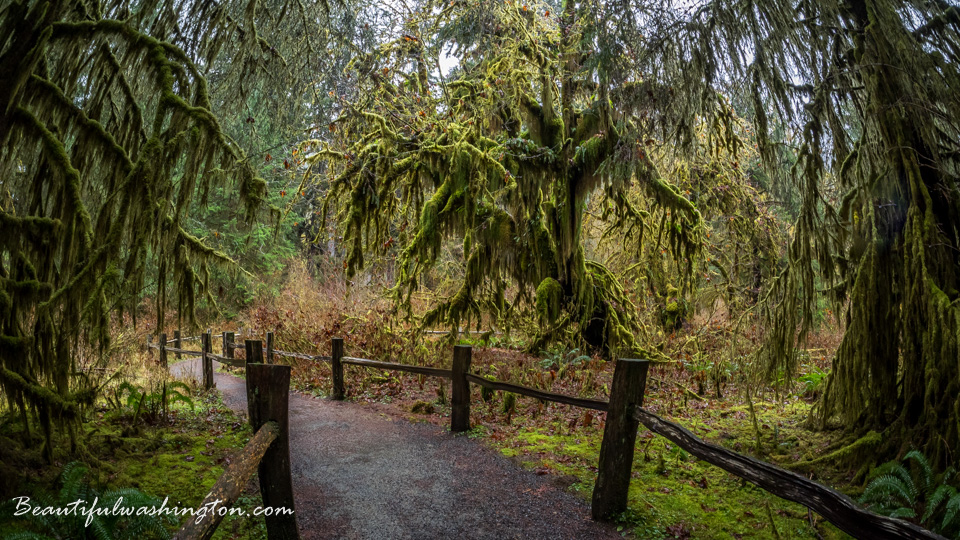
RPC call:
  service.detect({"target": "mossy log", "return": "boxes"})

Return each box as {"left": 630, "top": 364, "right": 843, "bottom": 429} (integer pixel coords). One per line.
{"left": 634, "top": 408, "right": 944, "bottom": 540}
{"left": 172, "top": 421, "right": 279, "bottom": 540}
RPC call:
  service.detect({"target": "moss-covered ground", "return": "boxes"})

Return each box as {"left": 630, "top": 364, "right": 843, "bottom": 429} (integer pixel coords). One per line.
{"left": 485, "top": 406, "right": 846, "bottom": 539}
{"left": 0, "top": 390, "right": 265, "bottom": 540}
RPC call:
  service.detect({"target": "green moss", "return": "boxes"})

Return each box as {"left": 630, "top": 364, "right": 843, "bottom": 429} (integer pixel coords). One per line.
{"left": 535, "top": 277, "right": 564, "bottom": 324}
{"left": 99, "top": 397, "right": 264, "bottom": 539}
{"left": 487, "top": 398, "right": 847, "bottom": 539}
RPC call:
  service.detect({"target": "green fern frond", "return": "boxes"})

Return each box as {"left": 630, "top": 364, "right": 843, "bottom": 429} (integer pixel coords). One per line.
{"left": 58, "top": 461, "right": 90, "bottom": 502}
{"left": 924, "top": 484, "right": 956, "bottom": 524}
{"left": 1, "top": 532, "right": 57, "bottom": 540}
{"left": 888, "top": 507, "right": 917, "bottom": 520}
{"left": 943, "top": 494, "right": 960, "bottom": 531}
{"left": 860, "top": 474, "right": 915, "bottom": 510}
{"left": 904, "top": 450, "right": 934, "bottom": 496}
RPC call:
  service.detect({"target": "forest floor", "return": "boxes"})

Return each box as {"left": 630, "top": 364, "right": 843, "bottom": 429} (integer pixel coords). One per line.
{"left": 171, "top": 350, "right": 851, "bottom": 540}
{"left": 0, "top": 380, "right": 268, "bottom": 539}
{"left": 172, "top": 357, "right": 623, "bottom": 539}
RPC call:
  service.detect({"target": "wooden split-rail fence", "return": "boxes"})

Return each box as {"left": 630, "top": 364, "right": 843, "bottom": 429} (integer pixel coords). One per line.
{"left": 147, "top": 330, "right": 945, "bottom": 540}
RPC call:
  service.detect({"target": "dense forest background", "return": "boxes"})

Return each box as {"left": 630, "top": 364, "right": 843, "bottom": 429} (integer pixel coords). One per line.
{"left": 1, "top": 0, "right": 959, "bottom": 537}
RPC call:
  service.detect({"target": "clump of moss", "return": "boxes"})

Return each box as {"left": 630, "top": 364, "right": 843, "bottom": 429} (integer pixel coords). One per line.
{"left": 536, "top": 277, "right": 564, "bottom": 324}
{"left": 410, "top": 401, "right": 436, "bottom": 414}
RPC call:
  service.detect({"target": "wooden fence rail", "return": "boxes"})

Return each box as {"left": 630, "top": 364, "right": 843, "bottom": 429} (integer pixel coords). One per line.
{"left": 172, "top": 421, "right": 279, "bottom": 540}
{"left": 163, "top": 346, "right": 204, "bottom": 356}
{"left": 464, "top": 373, "right": 609, "bottom": 411}
{"left": 150, "top": 328, "right": 943, "bottom": 539}
{"left": 169, "top": 342, "right": 299, "bottom": 540}
{"left": 341, "top": 356, "right": 453, "bottom": 379}
{"left": 633, "top": 407, "right": 943, "bottom": 540}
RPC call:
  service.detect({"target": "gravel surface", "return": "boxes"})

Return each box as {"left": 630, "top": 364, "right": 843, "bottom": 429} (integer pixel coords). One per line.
{"left": 171, "top": 358, "right": 623, "bottom": 540}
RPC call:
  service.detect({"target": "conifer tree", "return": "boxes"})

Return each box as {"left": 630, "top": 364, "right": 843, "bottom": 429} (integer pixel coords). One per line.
{"left": 313, "top": 0, "right": 754, "bottom": 355}
{"left": 0, "top": 0, "right": 333, "bottom": 459}
{"left": 639, "top": 0, "right": 960, "bottom": 461}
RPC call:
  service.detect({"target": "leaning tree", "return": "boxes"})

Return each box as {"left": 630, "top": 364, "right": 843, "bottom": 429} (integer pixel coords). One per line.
{"left": 0, "top": 0, "right": 334, "bottom": 459}
{"left": 311, "top": 0, "right": 776, "bottom": 356}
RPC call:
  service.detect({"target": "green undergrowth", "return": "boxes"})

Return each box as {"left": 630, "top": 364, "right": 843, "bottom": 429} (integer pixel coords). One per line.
{"left": 0, "top": 391, "right": 265, "bottom": 540}
{"left": 481, "top": 395, "right": 850, "bottom": 539}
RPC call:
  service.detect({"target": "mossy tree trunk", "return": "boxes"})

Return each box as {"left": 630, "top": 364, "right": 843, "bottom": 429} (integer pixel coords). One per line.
{"left": 816, "top": 0, "right": 960, "bottom": 464}
{"left": 678, "top": 0, "right": 960, "bottom": 462}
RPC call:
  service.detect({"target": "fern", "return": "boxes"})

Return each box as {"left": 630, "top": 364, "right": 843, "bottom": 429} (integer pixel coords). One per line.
{"left": 904, "top": 450, "right": 934, "bottom": 498}
{"left": 111, "top": 381, "right": 194, "bottom": 425}
{"left": 860, "top": 451, "right": 960, "bottom": 537}
{"left": 0, "top": 462, "right": 172, "bottom": 540}
{"left": 925, "top": 484, "right": 957, "bottom": 524}
{"left": 165, "top": 382, "right": 194, "bottom": 410}
{"left": 861, "top": 474, "right": 916, "bottom": 511}
{"left": 943, "top": 495, "right": 960, "bottom": 531}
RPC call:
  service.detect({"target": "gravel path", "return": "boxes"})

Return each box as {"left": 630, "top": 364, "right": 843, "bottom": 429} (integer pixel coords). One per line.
{"left": 171, "top": 358, "right": 622, "bottom": 540}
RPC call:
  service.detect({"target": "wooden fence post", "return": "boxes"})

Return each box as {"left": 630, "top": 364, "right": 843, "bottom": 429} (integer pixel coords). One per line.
{"left": 451, "top": 345, "right": 472, "bottom": 432}
{"left": 246, "top": 363, "right": 299, "bottom": 539}
{"left": 266, "top": 331, "right": 274, "bottom": 364}
{"left": 174, "top": 330, "right": 182, "bottom": 361}
{"left": 591, "top": 358, "right": 650, "bottom": 521}
{"left": 331, "top": 338, "right": 344, "bottom": 400}
{"left": 201, "top": 331, "right": 214, "bottom": 390}
{"left": 246, "top": 340, "right": 264, "bottom": 364}
{"left": 159, "top": 333, "right": 167, "bottom": 369}
{"left": 223, "top": 331, "right": 235, "bottom": 361}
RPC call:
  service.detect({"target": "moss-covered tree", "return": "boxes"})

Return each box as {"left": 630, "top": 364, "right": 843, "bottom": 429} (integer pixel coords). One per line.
{"left": 645, "top": 0, "right": 960, "bottom": 462}
{"left": 312, "top": 0, "right": 764, "bottom": 355}
{"left": 0, "top": 0, "right": 333, "bottom": 459}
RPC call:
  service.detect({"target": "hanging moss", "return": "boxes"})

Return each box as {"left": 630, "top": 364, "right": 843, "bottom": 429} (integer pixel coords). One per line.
{"left": 0, "top": 0, "right": 326, "bottom": 459}
{"left": 314, "top": 0, "right": 717, "bottom": 358}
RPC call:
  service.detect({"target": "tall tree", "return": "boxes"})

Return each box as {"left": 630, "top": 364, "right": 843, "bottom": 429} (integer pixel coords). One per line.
{"left": 0, "top": 0, "right": 331, "bottom": 459}
{"left": 313, "top": 0, "right": 769, "bottom": 355}
{"left": 645, "top": 0, "right": 960, "bottom": 461}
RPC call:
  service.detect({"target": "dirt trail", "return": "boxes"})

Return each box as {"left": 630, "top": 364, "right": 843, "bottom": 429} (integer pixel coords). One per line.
{"left": 171, "top": 358, "right": 622, "bottom": 539}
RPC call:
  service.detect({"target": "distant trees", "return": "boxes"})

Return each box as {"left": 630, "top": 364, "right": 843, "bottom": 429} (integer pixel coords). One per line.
{"left": 317, "top": 0, "right": 960, "bottom": 461}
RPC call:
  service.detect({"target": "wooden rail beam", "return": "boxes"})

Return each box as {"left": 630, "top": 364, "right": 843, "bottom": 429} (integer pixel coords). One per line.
{"left": 163, "top": 347, "right": 203, "bottom": 356}
{"left": 451, "top": 345, "right": 472, "bottom": 432}
{"left": 341, "top": 357, "right": 453, "bottom": 379}
{"left": 592, "top": 358, "right": 649, "bottom": 521}
{"left": 246, "top": 363, "right": 299, "bottom": 539}
{"left": 172, "top": 422, "right": 279, "bottom": 540}
{"left": 633, "top": 407, "right": 945, "bottom": 540}
{"left": 206, "top": 353, "right": 246, "bottom": 368}
{"left": 464, "top": 374, "right": 609, "bottom": 411}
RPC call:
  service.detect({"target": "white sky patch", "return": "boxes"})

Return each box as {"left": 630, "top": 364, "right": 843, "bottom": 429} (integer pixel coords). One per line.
{"left": 437, "top": 51, "right": 458, "bottom": 77}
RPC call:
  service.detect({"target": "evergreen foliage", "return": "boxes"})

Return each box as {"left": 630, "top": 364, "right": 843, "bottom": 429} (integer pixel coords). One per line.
{"left": 0, "top": 0, "right": 333, "bottom": 459}
{"left": 611, "top": 0, "right": 960, "bottom": 458}
{"left": 729, "top": 0, "right": 960, "bottom": 461}
{"left": 860, "top": 450, "right": 960, "bottom": 537}
{"left": 311, "top": 0, "right": 773, "bottom": 357}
